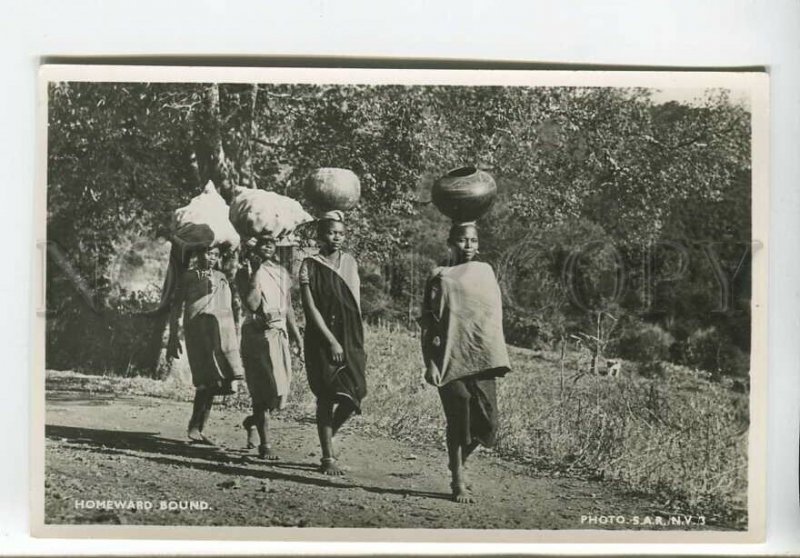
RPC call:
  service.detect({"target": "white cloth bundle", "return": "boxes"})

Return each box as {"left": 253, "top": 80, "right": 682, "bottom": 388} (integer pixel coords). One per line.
{"left": 171, "top": 181, "right": 241, "bottom": 253}
{"left": 229, "top": 186, "right": 314, "bottom": 240}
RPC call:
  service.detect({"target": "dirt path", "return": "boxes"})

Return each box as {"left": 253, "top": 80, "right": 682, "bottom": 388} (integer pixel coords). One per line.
{"left": 44, "top": 389, "right": 706, "bottom": 530}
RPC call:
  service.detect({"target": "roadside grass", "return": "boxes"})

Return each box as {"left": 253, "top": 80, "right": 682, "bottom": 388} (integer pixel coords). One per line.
{"left": 46, "top": 322, "right": 748, "bottom": 527}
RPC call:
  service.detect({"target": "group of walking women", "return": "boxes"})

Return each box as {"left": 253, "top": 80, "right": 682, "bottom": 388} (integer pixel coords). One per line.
{"left": 166, "top": 210, "right": 510, "bottom": 503}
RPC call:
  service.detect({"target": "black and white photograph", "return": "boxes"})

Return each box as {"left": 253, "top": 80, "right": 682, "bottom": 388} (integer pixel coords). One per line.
{"left": 33, "top": 66, "right": 768, "bottom": 542}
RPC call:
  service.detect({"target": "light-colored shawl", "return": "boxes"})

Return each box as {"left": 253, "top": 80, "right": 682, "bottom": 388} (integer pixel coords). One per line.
{"left": 421, "top": 261, "right": 511, "bottom": 387}
{"left": 244, "top": 261, "right": 291, "bottom": 330}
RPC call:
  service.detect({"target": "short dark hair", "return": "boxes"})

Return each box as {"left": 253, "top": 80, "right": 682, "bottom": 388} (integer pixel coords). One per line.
{"left": 254, "top": 235, "right": 276, "bottom": 248}
{"left": 197, "top": 244, "right": 220, "bottom": 256}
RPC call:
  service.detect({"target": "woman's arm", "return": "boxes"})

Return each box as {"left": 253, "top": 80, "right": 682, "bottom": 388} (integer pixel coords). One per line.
{"left": 300, "top": 284, "right": 344, "bottom": 363}
{"left": 419, "top": 274, "right": 443, "bottom": 327}
{"left": 167, "top": 271, "right": 186, "bottom": 358}
{"left": 236, "top": 263, "right": 263, "bottom": 312}
{"left": 230, "top": 271, "right": 244, "bottom": 332}
{"left": 285, "top": 288, "right": 302, "bottom": 347}
{"left": 419, "top": 274, "right": 445, "bottom": 383}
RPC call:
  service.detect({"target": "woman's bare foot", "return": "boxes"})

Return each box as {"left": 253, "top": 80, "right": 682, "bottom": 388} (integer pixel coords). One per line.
{"left": 258, "top": 444, "right": 279, "bottom": 461}
{"left": 219, "top": 381, "right": 236, "bottom": 396}
{"left": 320, "top": 457, "right": 344, "bottom": 476}
{"left": 242, "top": 416, "right": 256, "bottom": 449}
{"left": 461, "top": 465, "right": 476, "bottom": 490}
{"left": 187, "top": 427, "right": 204, "bottom": 442}
{"left": 451, "top": 482, "right": 475, "bottom": 504}
{"left": 187, "top": 430, "right": 217, "bottom": 446}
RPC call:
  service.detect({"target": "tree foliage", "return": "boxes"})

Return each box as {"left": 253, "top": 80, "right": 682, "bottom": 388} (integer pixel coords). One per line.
{"left": 46, "top": 82, "right": 751, "bottom": 378}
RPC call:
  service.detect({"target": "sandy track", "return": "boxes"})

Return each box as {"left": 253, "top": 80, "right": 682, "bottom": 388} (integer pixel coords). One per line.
{"left": 44, "top": 389, "right": 711, "bottom": 531}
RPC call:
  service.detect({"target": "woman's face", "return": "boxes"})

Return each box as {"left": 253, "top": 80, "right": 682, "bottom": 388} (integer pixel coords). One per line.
{"left": 320, "top": 221, "right": 346, "bottom": 252}
{"left": 254, "top": 238, "right": 277, "bottom": 262}
{"left": 198, "top": 247, "right": 220, "bottom": 269}
{"left": 450, "top": 225, "right": 479, "bottom": 262}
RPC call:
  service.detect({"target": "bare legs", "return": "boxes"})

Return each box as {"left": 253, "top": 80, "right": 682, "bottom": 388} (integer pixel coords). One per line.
{"left": 316, "top": 397, "right": 355, "bottom": 475}
{"left": 446, "top": 433, "right": 478, "bottom": 503}
{"left": 463, "top": 440, "right": 479, "bottom": 463}
{"left": 243, "top": 405, "right": 279, "bottom": 459}
{"left": 252, "top": 404, "right": 278, "bottom": 460}
{"left": 188, "top": 389, "right": 215, "bottom": 444}
{"left": 439, "top": 378, "right": 497, "bottom": 503}
{"left": 243, "top": 415, "right": 257, "bottom": 449}
{"left": 332, "top": 399, "right": 356, "bottom": 435}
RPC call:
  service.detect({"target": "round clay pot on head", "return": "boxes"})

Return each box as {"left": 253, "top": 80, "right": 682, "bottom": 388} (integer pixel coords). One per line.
{"left": 305, "top": 168, "right": 361, "bottom": 212}
{"left": 432, "top": 166, "right": 497, "bottom": 223}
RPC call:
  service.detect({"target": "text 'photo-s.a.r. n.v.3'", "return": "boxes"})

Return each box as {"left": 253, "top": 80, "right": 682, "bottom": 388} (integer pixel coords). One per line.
{"left": 32, "top": 66, "right": 768, "bottom": 543}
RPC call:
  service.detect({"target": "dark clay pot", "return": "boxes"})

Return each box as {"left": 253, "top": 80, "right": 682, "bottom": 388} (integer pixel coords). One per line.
{"left": 305, "top": 167, "right": 361, "bottom": 212}
{"left": 432, "top": 166, "right": 497, "bottom": 222}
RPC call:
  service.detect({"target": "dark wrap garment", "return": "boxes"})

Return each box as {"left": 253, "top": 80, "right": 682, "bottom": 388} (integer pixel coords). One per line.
{"left": 302, "top": 258, "right": 367, "bottom": 411}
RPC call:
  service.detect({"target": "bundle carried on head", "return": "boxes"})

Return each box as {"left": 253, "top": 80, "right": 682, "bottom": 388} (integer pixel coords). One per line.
{"left": 171, "top": 181, "right": 241, "bottom": 257}
{"left": 160, "top": 181, "right": 240, "bottom": 310}
{"left": 432, "top": 166, "right": 497, "bottom": 225}
{"left": 229, "top": 186, "right": 315, "bottom": 244}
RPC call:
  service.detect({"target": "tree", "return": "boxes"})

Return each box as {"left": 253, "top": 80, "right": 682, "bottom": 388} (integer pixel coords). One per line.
{"left": 46, "top": 82, "right": 752, "bottom": 378}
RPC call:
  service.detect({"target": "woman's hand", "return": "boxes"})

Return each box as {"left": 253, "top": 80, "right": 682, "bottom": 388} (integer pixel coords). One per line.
{"left": 292, "top": 339, "right": 305, "bottom": 361}
{"left": 329, "top": 339, "right": 344, "bottom": 364}
{"left": 248, "top": 255, "right": 262, "bottom": 275}
{"left": 167, "top": 335, "right": 182, "bottom": 360}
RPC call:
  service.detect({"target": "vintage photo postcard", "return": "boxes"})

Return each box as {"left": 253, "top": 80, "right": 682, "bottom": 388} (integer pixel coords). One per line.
{"left": 32, "top": 65, "right": 768, "bottom": 543}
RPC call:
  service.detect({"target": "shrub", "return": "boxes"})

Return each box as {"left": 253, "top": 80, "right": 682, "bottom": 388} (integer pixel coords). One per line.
{"left": 46, "top": 287, "right": 166, "bottom": 376}
{"left": 685, "top": 326, "right": 750, "bottom": 379}
{"left": 721, "top": 345, "right": 751, "bottom": 379}
{"left": 359, "top": 253, "right": 437, "bottom": 326}
{"left": 503, "top": 307, "right": 558, "bottom": 349}
{"left": 637, "top": 360, "right": 669, "bottom": 379}
{"left": 615, "top": 321, "right": 674, "bottom": 363}
{"left": 359, "top": 282, "right": 399, "bottom": 323}
{"left": 382, "top": 252, "right": 436, "bottom": 301}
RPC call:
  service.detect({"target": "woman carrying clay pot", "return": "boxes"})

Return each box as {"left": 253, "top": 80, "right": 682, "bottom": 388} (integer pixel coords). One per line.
{"left": 420, "top": 168, "right": 511, "bottom": 503}
{"left": 299, "top": 210, "right": 367, "bottom": 476}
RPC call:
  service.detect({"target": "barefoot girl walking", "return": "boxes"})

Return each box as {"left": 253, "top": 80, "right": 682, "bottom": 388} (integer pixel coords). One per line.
{"left": 168, "top": 245, "right": 245, "bottom": 445}
{"left": 420, "top": 222, "right": 511, "bottom": 502}
{"left": 299, "top": 211, "right": 367, "bottom": 476}
{"left": 237, "top": 236, "right": 303, "bottom": 460}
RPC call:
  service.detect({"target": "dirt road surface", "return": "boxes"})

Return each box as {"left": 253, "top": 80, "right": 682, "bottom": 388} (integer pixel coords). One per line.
{"left": 44, "top": 389, "right": 715, "bottom": 531}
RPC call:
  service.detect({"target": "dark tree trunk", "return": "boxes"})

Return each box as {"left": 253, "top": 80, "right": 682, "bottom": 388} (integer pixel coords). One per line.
{"left": 245, "top": 83, "right": 259, "bottom": 188}
{"left": 204, "top": 83, "right": 235, "bottom": 202}
{"left": 187, "top": 125, "right": 203, "bottom": 189}
{"left": 144, "top": 86, "right": 233, "bottom": 378}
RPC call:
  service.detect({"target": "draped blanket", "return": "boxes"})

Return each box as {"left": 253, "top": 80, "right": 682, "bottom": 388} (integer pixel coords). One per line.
{"left": 421, "top": 261, "right": 511, "bottom": 387}
{"left": 181, "top": 270, "right": 243, "bottom": 391}
{"left": 303, "top": 258, "right": 367, "bottom": 411}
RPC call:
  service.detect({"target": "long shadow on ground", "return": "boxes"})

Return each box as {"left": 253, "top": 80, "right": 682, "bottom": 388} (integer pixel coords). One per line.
{"left": 46, "top": 424, "right": 448, "bottom": 501}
